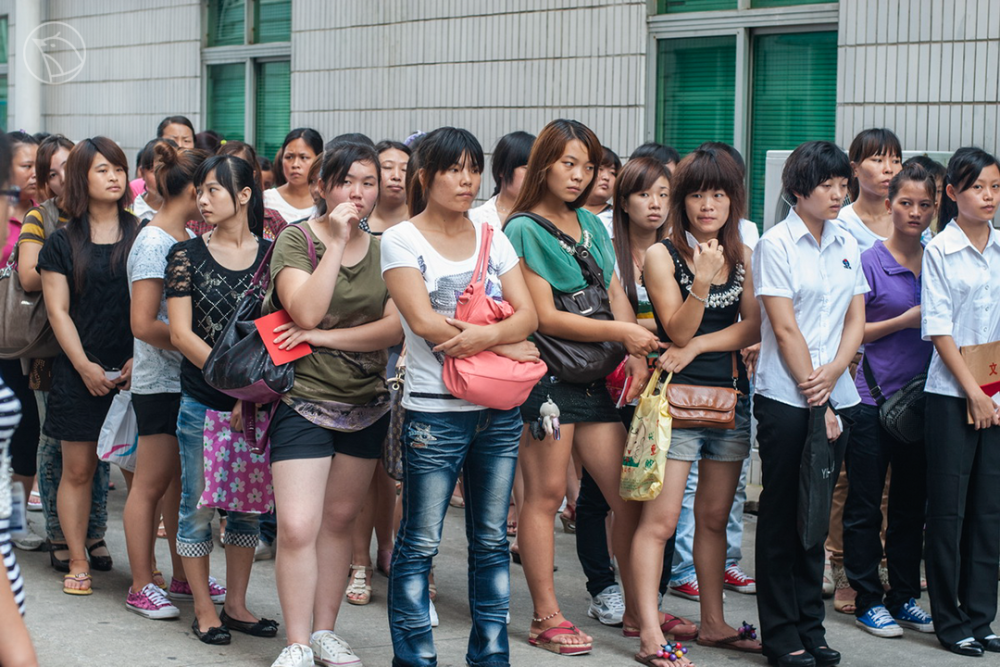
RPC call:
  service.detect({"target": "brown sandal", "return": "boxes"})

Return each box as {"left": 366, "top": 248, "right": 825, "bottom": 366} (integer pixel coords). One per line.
{"left": 695, "top": 621, "right": 762, "bottom": 653}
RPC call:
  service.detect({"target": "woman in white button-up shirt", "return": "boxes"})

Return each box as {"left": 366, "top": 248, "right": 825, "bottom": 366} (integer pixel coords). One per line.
{"left": 751, "top": 141, "right": 868, "bottom": 667}
{"left": 920, "top": 147, "right": 1000, "bottom": 658}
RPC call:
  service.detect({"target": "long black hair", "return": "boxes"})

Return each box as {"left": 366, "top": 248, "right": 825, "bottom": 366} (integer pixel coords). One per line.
{"left": 406, "top": 127, "right": 484, "bottom": 217}
{"left": 62, "top": 137, "right": 138, "bottom": 294}
{"left": 940, "top": 147, "right": 1000, "bottom": 226}
{"left": 273, "top": 128, "right": 324, "bottom": 187}
{"left": 194, "top": 154, "right": 264, "bottom": 236}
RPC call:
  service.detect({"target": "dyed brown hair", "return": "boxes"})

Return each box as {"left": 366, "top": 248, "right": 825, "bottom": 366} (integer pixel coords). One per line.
{"left": 36, "top": 134, "right": 75, "bottom": 204}
{"left": 510, "top": 119, "right": 603, "bottom": 215}
{"left": 667, "top": 147, "right": 746, "bottom": 274}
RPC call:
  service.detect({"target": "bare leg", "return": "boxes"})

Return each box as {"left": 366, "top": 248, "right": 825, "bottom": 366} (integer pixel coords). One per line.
{"left": 183, "top": 555, "right": 222, "bottom": 632}
{"left": 123, "top": 433, "right": 180, "bottom": 592}
{"left": 0, "top": 550, "right": 38, "bottom": 667}
{"left": 57, "top": 441, "right": 98, "bottom": 590}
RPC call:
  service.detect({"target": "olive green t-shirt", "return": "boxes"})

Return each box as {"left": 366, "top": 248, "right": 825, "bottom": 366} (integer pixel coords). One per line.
{"left": 265, "top": 224, "right": 389, "bottom": 405}
{"left": 503, "top": 208, "right": 616, "bottom": 292}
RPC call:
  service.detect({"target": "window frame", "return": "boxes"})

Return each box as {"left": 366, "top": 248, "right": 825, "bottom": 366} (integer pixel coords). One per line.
{"left": 201, "top": 0, "right": 291, "bottom": 147}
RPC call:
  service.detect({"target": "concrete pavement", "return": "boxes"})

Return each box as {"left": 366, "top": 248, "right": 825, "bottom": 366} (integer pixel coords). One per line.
{"left": 15, "top": 467, "right": 985, "bottom": 666}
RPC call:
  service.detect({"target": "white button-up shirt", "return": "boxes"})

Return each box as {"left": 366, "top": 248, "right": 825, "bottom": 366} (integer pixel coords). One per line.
{"left": 752, "top": 208, "right": 870, "bottom": 408}
{"left": 921, "top": 220, "right": 1000, "bottom": 398}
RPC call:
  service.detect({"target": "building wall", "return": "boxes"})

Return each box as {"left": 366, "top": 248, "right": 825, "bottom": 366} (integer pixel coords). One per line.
{"left": 40, "top": 0, "right": 202, "bottom": 159}
{"left": 291, "top": 0, "right": 649, "bottom": 165}
{"left": 837, "top": 0, "right": 999, "bottom": 155}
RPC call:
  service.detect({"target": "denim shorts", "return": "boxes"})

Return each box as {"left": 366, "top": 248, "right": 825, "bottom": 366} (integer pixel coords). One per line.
{"left": 667, "top": 395, "right": 751, "bottom": 462}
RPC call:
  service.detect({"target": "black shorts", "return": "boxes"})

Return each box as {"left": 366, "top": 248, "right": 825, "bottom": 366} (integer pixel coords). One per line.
{"left": 519, "top": 376, "right": 621, "bottom": 425}
{"left": 268, "top": 401, "right": 390, "bottom": 464}
{"left": 132, "top": 392, "right": 181, "bottom": 437}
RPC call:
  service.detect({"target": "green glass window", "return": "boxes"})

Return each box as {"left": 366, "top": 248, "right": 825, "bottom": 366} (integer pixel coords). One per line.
{"left": 0, "top": 16, "right": 8, "bottom": 65}
{"left": 747, "top": 31, "right": 837, "bottom": 224}
{"left": 255, "top": 0, "right": 291, "bottom": 43}
{"left": 0, "top": 76, "right": 7, "bottom": 131}
{"left": 255, "top": 60, "right": 290, "bottom": 161}
{"left": 656, "top": 36, "right": 736, "bottom": 156}
{"left": 658, "top": 0, "right": 737, "bottom": 13}
{"left": 751, "top": 0, "right": 833, "bottom": 7}
{"left": 208, "top": 0, "right": 246, "bottom": 47}
{"left": 207, "top": 63, "right": 245, "bottom": 142}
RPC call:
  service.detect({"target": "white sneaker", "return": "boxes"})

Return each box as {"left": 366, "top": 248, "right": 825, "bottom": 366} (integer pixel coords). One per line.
{"left": 429, "top": 599, "right": 440, "bottom": 628}
{"left": 255, "top": 540, "right": 276, "bottom": 561}
{"left": 311, "top": 631, "right": 362, "bottom": 667}
{"left": 271, "top": 643, "right": 314, "bottom": 667}
{"left": 12, "top": 525, "right": 43, "bottom": 551}
{"left": 587, "top": 584, "right": 625, "bottom": 626}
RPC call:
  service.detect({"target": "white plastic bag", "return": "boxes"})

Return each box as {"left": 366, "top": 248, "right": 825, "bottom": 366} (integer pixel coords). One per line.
{"left": 97, "top": 390, "right": 138, "bottom": 472}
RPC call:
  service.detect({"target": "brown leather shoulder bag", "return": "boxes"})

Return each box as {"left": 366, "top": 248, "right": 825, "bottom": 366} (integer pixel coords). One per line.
{"left": 664, "top": 353, "right": 738, "bottom": 429}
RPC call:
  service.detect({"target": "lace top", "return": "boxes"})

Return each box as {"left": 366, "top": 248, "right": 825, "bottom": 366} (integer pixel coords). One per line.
{"left": 164, "top": 235, "right": 271, "bottom": 410}
{"left": 653, "top": 239, "right": 749, "bottom": 393}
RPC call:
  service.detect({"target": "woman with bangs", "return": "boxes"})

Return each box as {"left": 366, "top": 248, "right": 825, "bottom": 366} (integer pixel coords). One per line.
{"left": 504, "top": 119, "right": 658, "bottom": 657}
{"left": 584, "top": 146, "right": 622, "bottom": 236}
{"left": 38, "top": 137, "right": 139, "bottom": 595}
{"left": 638, "top": 148, "right": 762, "bottom": 664}
{"left": 470, "top": 130, "right": 535, "bottom": 230}
{"left": 838, "top": 128, "right": 904, "bottom": 251}
{"left": 266, "top": 128, "right": 324, "bottom": 225}
{"left": 382, "top": 127, "right": 539, "bottom": 667}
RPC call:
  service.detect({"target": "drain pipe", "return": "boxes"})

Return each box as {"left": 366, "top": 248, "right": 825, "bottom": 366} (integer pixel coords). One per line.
{"left": 14, "top": 0, "right": 42, "bottom": 132}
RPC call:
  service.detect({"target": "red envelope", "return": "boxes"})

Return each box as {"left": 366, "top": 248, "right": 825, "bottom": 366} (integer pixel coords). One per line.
{"left": 255, "top": 310, "right": 312, "bottom": 366}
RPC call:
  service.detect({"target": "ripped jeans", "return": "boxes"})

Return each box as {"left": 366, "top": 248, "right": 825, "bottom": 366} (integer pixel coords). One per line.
{"left": 388, "top": 408, "right": 521, "bottom": 667}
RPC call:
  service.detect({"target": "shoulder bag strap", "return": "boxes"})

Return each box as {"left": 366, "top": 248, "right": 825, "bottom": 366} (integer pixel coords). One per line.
{"left": 470, "top": 223, "right": 494, "bottom": 289}
{"left": 861, "top": 353, "right": 886, "bottom": 407}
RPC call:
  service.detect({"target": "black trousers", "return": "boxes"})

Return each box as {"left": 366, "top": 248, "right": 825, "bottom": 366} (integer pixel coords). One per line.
{"left": 842, "top": 403, "right": 926, "bottom": 615}
{"left": 924, "top": 393, "right": 1000, "bottom": 646}
{"left": 755, "top": 395, "right": 839, "bottom": 659}
{"left": 575, "top": 404, "right": 675, "bottom": 598}
{"left": 0, "top": 359, "right": 39, "bottom": 477}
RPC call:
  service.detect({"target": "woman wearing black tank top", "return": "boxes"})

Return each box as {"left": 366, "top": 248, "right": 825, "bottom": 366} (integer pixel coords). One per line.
{"left": 634, "top": 148, "right": 763, "bottom": 665}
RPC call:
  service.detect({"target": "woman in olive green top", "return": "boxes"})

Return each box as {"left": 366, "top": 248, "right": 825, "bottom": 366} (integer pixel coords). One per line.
{"left": 264, "top": 143, "right": 403, "bottom": 667}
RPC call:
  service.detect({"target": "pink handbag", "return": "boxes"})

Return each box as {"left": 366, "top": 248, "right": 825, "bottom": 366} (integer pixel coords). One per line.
{"left": 198, "top": 408, "right": 275, "bottom": 515}
{"left": 442, "top": 224, "right": 547, "bottom": 410}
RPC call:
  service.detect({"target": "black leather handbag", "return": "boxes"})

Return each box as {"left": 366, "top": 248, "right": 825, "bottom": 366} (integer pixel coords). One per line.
{"left": 515, "top": 213, "right": 625, "bottom": 384}
{"left": 861, "top": 354, "right": 926, "bottom": 445}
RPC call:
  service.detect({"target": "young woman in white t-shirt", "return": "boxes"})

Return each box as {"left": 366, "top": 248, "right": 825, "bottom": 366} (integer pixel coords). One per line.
{"left": 837, "top": 128, "right": 903, "bottom": 252}
{"left": 122, "top": 142, "right": 207, "bottom": 620}
{"left": 264, "top": 128, "right": 323, "bottom": 224}
{"left": 381, "top": 127, "right": 539, "bottom": 667}
{"left": 469, "top": 131, "right": 535, "bottom": 230}
{"left": 921, "top": 147, "right": 1000, "bottom": 657}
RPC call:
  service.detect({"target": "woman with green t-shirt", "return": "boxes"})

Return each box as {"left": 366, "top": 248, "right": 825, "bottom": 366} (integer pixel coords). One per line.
{"left": 504, "top": 119, "right": 659, "bottom": 656}
{"left": 264, "top": 143, "right": 403, "bottom": 667}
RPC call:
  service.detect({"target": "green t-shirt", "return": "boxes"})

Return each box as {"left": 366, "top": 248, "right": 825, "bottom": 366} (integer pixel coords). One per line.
{"left": 265, "top": 224, "right": 389, "bottom": 405}
{"left": 503, "top": 208, "right": 616, "bottom": 292}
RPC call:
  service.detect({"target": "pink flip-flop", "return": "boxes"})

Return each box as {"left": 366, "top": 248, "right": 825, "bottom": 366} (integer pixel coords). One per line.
{"left": 529, "top": 620, "right": 592, "bottom": 655}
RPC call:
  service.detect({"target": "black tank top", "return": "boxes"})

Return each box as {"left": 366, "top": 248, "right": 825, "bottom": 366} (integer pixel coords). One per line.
{"left": 652, "top": 239, "right": 749, "bottom": 393}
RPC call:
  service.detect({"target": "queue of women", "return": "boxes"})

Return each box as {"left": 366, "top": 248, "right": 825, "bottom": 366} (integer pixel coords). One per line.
{"left": 1, "top": 114, "right": 999, "bottom": 667}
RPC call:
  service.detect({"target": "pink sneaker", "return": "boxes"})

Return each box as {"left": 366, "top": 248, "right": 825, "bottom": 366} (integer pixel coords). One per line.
{"left": 126, "top": 583, "right": 181, "bottom": 619}
{"left": 168, "top": 576, "right": 226, "bottom": 604}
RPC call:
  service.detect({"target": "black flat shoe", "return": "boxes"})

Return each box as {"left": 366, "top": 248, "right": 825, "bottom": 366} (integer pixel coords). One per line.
{"left": 191, "top": 618, "right": 231, "bottom": 645}
{"left": 948, "top": 639, "right": 984, "bottom": 657}
{"left": 767, "top": 652, "right": 817, "bottom": 667}
{"left": 48, "top": 542, "right": 69, "bottom": 573}
{"left": 219, "top": 610, "right": 279, "bottom": 637}
{"left": 975, "top": 637, "right": 1000, "bottom": 653}
{"left": 86, "top": 540, "right": 113, "bottom": 572}
{"left": 808, "top": 646, "right": 841, "bottom": 666}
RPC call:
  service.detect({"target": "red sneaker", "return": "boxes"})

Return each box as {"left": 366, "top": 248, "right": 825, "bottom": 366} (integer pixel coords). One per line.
{"left": 669, "top": 581, "right": 700, "bottom": 601}
{"left": 724, "top": 564, "right": 757, "bottom": 594}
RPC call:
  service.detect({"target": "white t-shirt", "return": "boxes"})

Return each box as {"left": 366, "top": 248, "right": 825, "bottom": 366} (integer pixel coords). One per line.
{"left": 739, "top": 219, "right": 760, "bottom": 250}
{"left": 835, "top": 203, "right": 885, "bottom": 253}
{"left": 381, "top": 220, "right": 520, "bottom": 413}
{"left": 752, "top": 207, "right": 869, "bottom": 409}
{"left": 130, "top": 193, "right": 157, "bottom": 224}
{"left": 264, "top": 188, "right": 315, "bottom": 225}
{"left": 596, "top": 206, "right": 614, "bottom": 238}
{"left": 468, "top": 196, "right": 502, "bottom": 230}
{"left": 126, "top": 225, "right": 194, "bottom": 395}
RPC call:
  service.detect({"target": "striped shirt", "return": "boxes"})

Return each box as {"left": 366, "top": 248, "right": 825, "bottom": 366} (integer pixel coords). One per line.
{"left": 0, "top": 379, "right": 25, "bottom": 615}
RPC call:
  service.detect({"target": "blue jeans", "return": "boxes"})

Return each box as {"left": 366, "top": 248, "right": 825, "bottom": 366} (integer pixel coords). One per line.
{"left": 388, "top": 408, "right": 521, "bottom": 667}
{"left": 670, "top": 457, "right": 749, "bottom": 586}
{"left": 35, "top": 390, "right": 109, "bottom": 543}
{"left": 175, "top": 395, "right": 259, "bottom": 557}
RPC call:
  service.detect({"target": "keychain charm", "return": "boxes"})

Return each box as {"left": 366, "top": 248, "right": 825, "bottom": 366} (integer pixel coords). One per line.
{"left": 530, "top": 396, "right": 561, "bottom": 440}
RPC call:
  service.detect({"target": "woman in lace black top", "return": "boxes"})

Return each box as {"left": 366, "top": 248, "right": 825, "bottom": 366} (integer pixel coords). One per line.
{"left": 636, "top": 148, "right": 763, "bottom": 664}
{"left": 166, "top": 155, "right": 273, "bottom": 645}
{"left": 38, "top": 137, "right": 138, "bottom": 596}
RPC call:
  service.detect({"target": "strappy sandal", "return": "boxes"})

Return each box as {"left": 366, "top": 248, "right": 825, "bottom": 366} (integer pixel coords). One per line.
{"left": 528, "top": 620, "right": 592, "bottom": 655}
{"left": 345, "top": 565, "right": 372, "bottom": 605}
{"left": 86, "top": 539, "right": 113, "bottom": 572}
{"left": 695, "top": 621, "right": 762, "bottom": 653}
{"left": 624, "top": 613, "right": 698, "bottom": 641}
{"left": 559, "top": 505, "right": 576, "bottom": 534}
{"left": 152, "top": 569, "right": 167, "bottom": 590}
{"left": 48, "top": 541, "right": 70, "bottom": 573}
{"left": 831, "top": 564, "right": 856, "bottom": 614}
{"left": 63, "top": 559, "right": 93, "bottom": 596}
{"left": 635, "top": 640, "right": 692, "bottom": 666}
